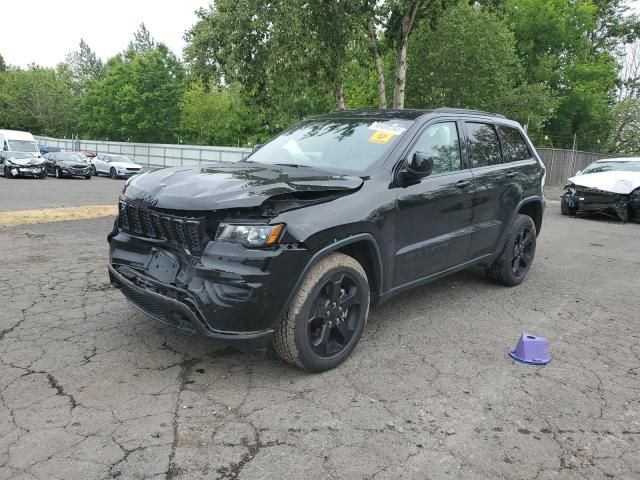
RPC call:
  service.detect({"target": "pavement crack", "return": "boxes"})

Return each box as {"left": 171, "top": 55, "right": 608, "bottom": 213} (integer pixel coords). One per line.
{"left": 46, "top": 373, "right": 77, "bottom": 409}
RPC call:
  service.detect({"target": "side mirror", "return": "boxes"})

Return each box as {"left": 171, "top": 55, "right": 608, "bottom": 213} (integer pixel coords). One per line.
{"left": 406, "top": 152, "right": 433, "bottom": 178}
{"left": 252, "top": 143, "right": 264, "bottom": 153}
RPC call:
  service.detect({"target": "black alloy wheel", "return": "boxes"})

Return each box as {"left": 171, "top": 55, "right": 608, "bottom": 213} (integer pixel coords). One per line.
{"left": 486, "top": 214, "right": 537, "bottom": 287}
{"left": 308, "top": 272, "right": 362, "bottom": 357}
{"left": 273, "top": 252, "right": 370, "bottom": 371}
{"left": 511, "top": 226, "right": 534, "bottom": 277}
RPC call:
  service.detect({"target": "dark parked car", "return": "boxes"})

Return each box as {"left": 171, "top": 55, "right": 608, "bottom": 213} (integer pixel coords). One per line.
{"left": 44, "top": 152, "right": 92, "bottom": 179}
{"left": 0, "top": 151, "right": 47, "bottom": 179}
{"left": 108, "top": 109, "right": 545, "bottom": 371}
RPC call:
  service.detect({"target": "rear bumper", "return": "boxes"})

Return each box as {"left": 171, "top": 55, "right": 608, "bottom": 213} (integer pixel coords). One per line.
{"left": 108, "top": 264, "right": 275, "bottom": 354}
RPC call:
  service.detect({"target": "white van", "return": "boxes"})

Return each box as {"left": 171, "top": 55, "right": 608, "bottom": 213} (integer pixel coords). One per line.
{"left": 0, "top": 130, "right": 40, "bottom": 155}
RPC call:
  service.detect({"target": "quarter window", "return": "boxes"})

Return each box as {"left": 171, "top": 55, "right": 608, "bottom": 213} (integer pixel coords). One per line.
{"left": 497, "top": 126, "right": 531, "bottom": 162}
{"left": 407, "top": 122, "right": 461, "bottom": 174}
{"left": 466, "top": 122, "right": 502, "bottom": 168}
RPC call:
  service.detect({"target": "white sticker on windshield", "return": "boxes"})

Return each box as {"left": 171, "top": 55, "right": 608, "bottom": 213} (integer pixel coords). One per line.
{"left": 368, "top": 122, "right": 407, "bottom": 136}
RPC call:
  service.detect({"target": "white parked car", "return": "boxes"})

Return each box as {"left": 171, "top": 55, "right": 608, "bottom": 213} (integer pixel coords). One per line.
{"left": 561, "top": 157, "right": 640, "bottom": 222}
{"left": 91, "top": 154, "right": 143, "bottom": 179}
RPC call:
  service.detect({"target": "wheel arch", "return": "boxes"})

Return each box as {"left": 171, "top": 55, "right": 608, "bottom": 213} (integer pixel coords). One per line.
{"left": 275, "top": 233, "right": 384, "bottom": 323}
{"left": 517, "top": 197, "right": 544, "bottom": 236}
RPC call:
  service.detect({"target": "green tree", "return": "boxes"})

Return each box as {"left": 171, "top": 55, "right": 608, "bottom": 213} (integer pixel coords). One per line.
{"left": 185, "top": 0, "right": 345, "bottom": 130}
{"left": 128, "top": 23, "right": 155, "bottom": 54}
{"left": 609, "top": 97, "right": 640, "bottom": 153}
{"left": 178, "top": 83, "right": 262, "bottom": 146}
{"left": 64, "top": 39, "right": 104, "bottom": 92}
{"left": 0, "top": 53, "right": 6, "bottom": 72}
{"left": 405, "top": 2, "right": 555, "bottom": 132}
{"left": 0, "top": 67, "right": 78, "bottom": 136}
{"left": 505, "top": 0, "right": 629, "bottom": 147}
{"left": 81, "top": 44, "right": 184, "bottom": 142}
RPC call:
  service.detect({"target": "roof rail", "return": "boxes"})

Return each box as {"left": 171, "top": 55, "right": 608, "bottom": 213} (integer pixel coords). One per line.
{"left": 432, "top": 107, "right": 506, "bottom": 119}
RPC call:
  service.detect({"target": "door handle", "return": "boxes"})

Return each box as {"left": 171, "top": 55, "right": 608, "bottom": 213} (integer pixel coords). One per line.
{"left": 455, "top": 180, "right": 472, "bottom": 188}
{"left": 505, "top": 171, "right": 518, "bottom": 178}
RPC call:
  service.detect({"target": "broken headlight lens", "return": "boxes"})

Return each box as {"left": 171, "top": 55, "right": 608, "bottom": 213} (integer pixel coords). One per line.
{"left": 215, "top": 223, "right": 284, "bottom": 248}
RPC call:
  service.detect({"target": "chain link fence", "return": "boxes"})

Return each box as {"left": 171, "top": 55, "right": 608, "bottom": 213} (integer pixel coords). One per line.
{"left": 35, "top": 137, "right": 613, "bottom": 186}
{"left": 35, "top": 136, "right": 251, "bottom": 167}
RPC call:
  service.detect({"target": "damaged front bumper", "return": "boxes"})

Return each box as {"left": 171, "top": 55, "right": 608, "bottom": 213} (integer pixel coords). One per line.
{"left": 562, "top": 186, "right": 640, "bottom": 223}
{"left": 108, "top": 215, "right": 311, "bottom": 355}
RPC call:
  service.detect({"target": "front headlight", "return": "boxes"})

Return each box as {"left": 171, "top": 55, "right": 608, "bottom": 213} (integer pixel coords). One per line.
{"left": 215, "top": 223, "right": 284, "bottom": 248}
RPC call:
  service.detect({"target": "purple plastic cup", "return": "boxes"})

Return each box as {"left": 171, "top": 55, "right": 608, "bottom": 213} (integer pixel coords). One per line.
{"left": 509, "top": 332, "right": 550, "bottom": 365}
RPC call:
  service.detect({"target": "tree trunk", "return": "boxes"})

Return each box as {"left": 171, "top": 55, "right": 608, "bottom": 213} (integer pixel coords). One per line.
{"left": 368, "top": 20, "right": 387, "bottom": 109}
{"left": 393, "top": 43, "right": 407, "bottom": 109}
{"left": 392, "top": 1, "right": 421, "bottom": 109}
{"left": 336, "top": 83, "right": 345, "bottom": 111}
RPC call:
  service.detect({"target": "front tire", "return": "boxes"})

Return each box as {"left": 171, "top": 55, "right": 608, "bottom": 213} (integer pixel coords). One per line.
{"left": 273, "top": 253, "right": 370, "bottom": 372}
{"left": 486, "top": 214, "right": 537, "bottom": 287}
{"left": 110, "top": 168, "right": 118, "bottom": 179}
{"left": 5, "top": 167, "right": 13, "bottom": 179}
{"left": 55, "top": 167, "right": 62, "bottom": 179}
{"left": 560, "top": 198, "right": 577, "bottom": 216}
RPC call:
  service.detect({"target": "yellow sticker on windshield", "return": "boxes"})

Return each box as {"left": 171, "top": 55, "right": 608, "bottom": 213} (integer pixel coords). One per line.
{"left": 368, "top": 130, "right": 394, "bottom": 144}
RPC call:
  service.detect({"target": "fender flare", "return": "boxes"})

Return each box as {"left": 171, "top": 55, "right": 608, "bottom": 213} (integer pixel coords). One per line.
{"left": 275, "top": 233, "right": 384, "bottom": 322}
{"left": 493, "top": 195, "right": 544, "bottom": 257}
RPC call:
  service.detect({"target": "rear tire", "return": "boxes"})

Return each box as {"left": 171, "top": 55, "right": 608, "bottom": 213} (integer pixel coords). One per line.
{"left": 85, "top": 175, "right": 92, "bottom": 180}
{"left": 273, "top": 253, "right": 370, "bottom": 372}
{"left": 91, "top": 165, "right": 98, "bottom": 176}
{"left": 487, "top": 214, "right": 537, "bottom": 287}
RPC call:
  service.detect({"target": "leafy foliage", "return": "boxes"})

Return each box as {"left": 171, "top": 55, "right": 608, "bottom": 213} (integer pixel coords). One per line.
{"left": 81, "top": 44, "right": 184, "bottom": 142}
{"left": 0, "top": 2, "right": 637, "bottom": 152}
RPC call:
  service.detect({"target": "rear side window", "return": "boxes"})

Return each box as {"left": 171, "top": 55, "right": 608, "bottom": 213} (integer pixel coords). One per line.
{"left": 466, "top": 123, "right": 502, "bottom": 168}
{"left": 497, "top": 126, "right": 531, "bottom": 162}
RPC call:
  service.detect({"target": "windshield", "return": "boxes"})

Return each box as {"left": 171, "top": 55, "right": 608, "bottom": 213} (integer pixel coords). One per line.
{"left": 582, "top": 160, "right": 640, "bottom": 174}
{"left": 7, "top": 152, "right": 35, "bottom": 159}
{"left": 7, "top": 140, "right": 39, "bottom": 153}
{"left": 247, "top": 119, "right": 413, "bottom": 173}
{"left": 105, "top": 155, "right": 131, "bottom": 163}
{"left": 57, "top": 153, "right": 85, "bottom": 162}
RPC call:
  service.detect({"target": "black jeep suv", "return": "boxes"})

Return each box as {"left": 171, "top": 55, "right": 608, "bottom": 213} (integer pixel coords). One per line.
{"left": 108, "top": 109, "right": 545, "bottom": 371}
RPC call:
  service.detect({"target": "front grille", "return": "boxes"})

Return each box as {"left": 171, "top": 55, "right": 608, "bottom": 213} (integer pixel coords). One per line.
{"left": 575, "top": 188, "right": 620, "bottom": 204}
{"left": 118, "top": 200, "right": 208, "bottom": 255}
{"left": 126, "top": 168, "right": 141, "bottom": 171}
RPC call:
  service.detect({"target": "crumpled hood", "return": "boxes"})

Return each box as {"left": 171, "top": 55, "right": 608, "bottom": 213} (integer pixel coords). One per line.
{"left": 568, "top": 171, "right": 640, "bottom": 194}
{"left": 123, "top": 162, "right": 364, "bottom": 210}
{"left": 7, "top": 157, "right": 45, "bottom": 167}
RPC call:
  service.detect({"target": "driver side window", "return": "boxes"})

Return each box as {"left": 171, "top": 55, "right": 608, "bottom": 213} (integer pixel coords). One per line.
{"left": 407, "top": 122, "right": 461, "bottom": 174}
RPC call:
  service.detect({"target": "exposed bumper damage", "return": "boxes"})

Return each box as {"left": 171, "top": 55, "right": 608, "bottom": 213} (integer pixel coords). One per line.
{"left": 562, "top": 185, "right": 640, "bottom": 223}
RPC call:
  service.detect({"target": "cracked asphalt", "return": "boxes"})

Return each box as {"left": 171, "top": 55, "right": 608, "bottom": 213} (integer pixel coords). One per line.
{"left": 1, "top": 183, "right": 640, "bottom": 479}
